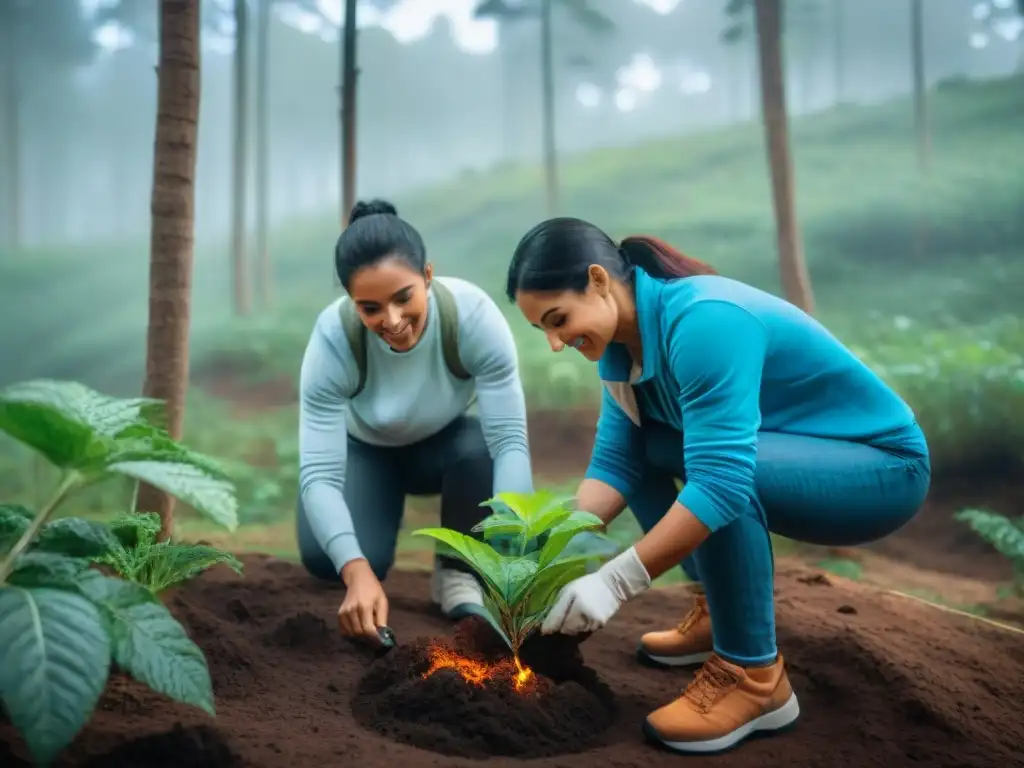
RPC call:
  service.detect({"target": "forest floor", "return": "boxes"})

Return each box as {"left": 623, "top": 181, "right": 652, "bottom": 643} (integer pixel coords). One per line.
{"left": 2, "top": 556, "right": 1021, "bottom": 767}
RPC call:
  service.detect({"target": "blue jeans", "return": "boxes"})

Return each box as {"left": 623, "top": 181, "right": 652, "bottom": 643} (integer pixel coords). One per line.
{"left": 296, "top": 415, "right": 494, "bottom": 582}
{"left": 628, "top": 421, "right": 931, "bottom": 666}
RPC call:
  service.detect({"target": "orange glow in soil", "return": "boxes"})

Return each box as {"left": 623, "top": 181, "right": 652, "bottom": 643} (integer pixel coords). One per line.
{"left": 422, "top": 644, "right": 534, "bottom": 692}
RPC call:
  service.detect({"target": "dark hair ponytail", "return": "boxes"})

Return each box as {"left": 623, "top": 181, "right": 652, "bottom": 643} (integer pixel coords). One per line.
{"left": 506, "top": 217, "right": 716, "bottom": 301}
{"left": 618, "top": 235, "right": 717, "bottom": 280}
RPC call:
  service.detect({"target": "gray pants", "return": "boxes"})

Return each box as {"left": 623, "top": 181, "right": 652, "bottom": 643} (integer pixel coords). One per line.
{"left": 296, "top": 414, "right": 493, "bottom": 582}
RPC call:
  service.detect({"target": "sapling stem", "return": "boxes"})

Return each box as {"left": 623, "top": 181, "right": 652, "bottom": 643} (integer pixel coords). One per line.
{"left": 0, "top": 470, "right": 82, "bottom": 583}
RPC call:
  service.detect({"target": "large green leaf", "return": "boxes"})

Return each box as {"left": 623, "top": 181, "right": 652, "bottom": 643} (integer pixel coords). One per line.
{"left": 537, "top": 511, "right": 606, "bottom": 567}
{"left": 0, "top": 586, "right": 111, "bottom": 766}
{"left": 411, "top": 527, "right": 507, "bottom": 595}
{"left": 35, "top": 518, "right": 118, "bottom": 559}
{"left": 105, "top": 461, "right": 239, "bottom": 532}
{"left": 0, "top": 379, "right": 161, "bottom": 469}
{"left": 6, "top": 552, "right": 92, "bottom": 589}
{"left": 78, "top": 572, "right": 215, "bottom": 715}
{"left": 102, "top": 423, "right": 233, "bottom": 481}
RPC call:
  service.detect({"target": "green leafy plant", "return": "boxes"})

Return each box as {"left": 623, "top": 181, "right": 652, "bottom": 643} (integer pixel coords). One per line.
{"left": 95, "top": 511, "right": 243, "bottom": 594}
{"left": 412, "top": 490, "right": 619, "bottom": 662}
{"left": 0, "top": 379, "right": 241, "bottom": 766}
{"left": 955, "top": 507, "right": 1024, "bottom": 596}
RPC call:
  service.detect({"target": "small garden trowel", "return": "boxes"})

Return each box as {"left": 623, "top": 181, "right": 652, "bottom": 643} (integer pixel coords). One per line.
{"left": 374, "top": 625, "right": 396, "bottom": 657}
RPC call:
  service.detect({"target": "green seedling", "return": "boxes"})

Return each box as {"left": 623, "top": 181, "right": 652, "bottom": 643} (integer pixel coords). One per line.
{"left": 955, "top": 507, "right": 1024, "bottom": 596}
{"left": 0, "top": 379, "right": 241, "bottom": 767}
{"left": 412, "top": 489, "right": 620, "bottom": 665}
{"left": 94, "top": 511, "right": 243, "bottom": 595}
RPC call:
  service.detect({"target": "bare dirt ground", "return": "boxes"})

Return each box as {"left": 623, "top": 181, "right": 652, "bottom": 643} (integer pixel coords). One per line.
{"left": 2, "top": 556, "right": 1021, "bottom": 767}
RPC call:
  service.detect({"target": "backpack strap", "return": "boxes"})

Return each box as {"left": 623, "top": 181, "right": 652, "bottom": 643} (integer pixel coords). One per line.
{"left": 338, "top": 298, "right": 368, "bottom": 399}
{"left": 431, "top": 280, "right": 471, "bottom": 381}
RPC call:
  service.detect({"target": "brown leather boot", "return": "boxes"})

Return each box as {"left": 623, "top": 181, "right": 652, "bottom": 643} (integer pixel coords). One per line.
{"left": 637, "top": 588, "right": 713, "bottom": 667}
{"left": 644, "top": 653, "right": 800, "bottom": 754}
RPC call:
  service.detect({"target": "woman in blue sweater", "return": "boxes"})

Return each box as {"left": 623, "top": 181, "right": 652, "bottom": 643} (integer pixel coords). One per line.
{"left": 506, "top": 218, "right": 930, "bottom": 756}
{"left": 298, "top": 199, "right": 533, "bottom": 646}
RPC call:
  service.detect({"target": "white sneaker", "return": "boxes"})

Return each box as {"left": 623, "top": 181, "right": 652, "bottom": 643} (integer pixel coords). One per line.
{"left": 430, "top": 564, "right": 485, "bottom": 620}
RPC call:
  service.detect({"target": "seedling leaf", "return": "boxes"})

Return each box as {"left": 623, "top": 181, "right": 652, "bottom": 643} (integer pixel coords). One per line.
{"left": 472, "top": 514, "right": 526, "bottom": 541}
{"left": 522, "top": 553, "right": 596, "bottom": 615}
{"left": 412, "top": 527, "right": 507, "bottom": 594}
{"left": 0, "top": 586, "right": 111, "bottom": 766}
{"left": 78, "top": 572, "right": 215, "bottom": 715}
{"left": 499, "top": 558, "right": 539, "bottom": 603}
{"left": 414, "top": 490, "right": 618, "bottom": 660}
{"left": 537, "top": 511, "right": 606, "bottom": 567}
{"left": 106, "top": 460, "right": 239, "bottom": 532}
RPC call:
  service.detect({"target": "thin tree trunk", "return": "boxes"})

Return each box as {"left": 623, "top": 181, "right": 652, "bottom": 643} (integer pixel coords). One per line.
{"left": 500, "top": 24, "right": 515, "bottom": 160}
{"left": 910, "top": 0, "right": 929, "bottom": 174}
{"left": 910, "top": 0, "right": 930, "bottom": 260}
{"left": 754, "top": 0, "right": 815, "bottom": 314}
{"left": 833, "top": 0, "right": 844, "bottom": 105}
{"left": 1, "top": 16, "right": 22, "bottom": 249}
{"left": 254, "top": 0, "right": 271, "bottom": 307}
{"left": 137, "top": 0, "right": 202, "bottom": 539}
{"left": 539, "top": 0, "right": 559, "bottom": 216}
{"left": 231, "top": 0, "right": 251, "bottom": 316}
{"left": 340, "top": 0, "right": 358, "bottom": 227}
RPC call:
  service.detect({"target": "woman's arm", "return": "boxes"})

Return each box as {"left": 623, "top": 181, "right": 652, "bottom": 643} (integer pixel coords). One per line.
{"left": 457, "top": 294, "right": 534, "bottom": 495}
{"left": 578, "top": 386, "right": 646, "bottom": 525}
{"left": 298, "top": 318, "right": 363, "bottom": 575}
{"left": 633, "top": 300, "right": 767, "bottom": 580}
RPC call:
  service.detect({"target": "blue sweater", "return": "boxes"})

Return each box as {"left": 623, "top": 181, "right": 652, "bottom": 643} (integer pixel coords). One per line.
{"left": 585, "top": 267, "right": 925, "bottom": 533}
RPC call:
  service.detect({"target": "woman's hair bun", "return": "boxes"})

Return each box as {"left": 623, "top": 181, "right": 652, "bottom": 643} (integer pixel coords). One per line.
{"left": 349, "top": 199, "right": 398, "bottom": 223}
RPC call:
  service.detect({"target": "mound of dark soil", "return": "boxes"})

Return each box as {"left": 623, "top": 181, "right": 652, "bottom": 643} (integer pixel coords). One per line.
{"left": 352, "top": 618, "right": 615, "bottom": 759}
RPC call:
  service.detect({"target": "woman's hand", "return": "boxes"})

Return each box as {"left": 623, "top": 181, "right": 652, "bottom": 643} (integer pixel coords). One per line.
{"left": 540, "top": 547, "right": 651, "bottom": 635}
{"left": 338, "top": 559, "right": 389, "bottom": 645}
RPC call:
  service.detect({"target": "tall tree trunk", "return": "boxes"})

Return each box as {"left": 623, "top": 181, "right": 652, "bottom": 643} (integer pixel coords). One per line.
{"left": 0, "top": 16, "right": 22, "bottom": 249}
{"left": 910, "top": 0, "right": 929, "bottom": 174}
{"left": 754, "top": 0, "right": 815, "bottom": 314}
{"left": 910, "top": 0, "right": 930, "bottom": 260}
{"left": 231, "top": 0, "right": 252, "bottom": 316}
{"left": 254, "top": 0, "right": 271, "bottom": 307}
{"left": 137, "top": 0, "right": 203, "bottom": 539}
{"left": 340, "top": 0, "right": 358, "bottom": 227}
{"left": 833, "top": 0, "right": 844, "bottom": 105}
{"left": 500, "top": 24, "right": 516, "bottom": 160}
{"left": 539, "top": 0, "right": 559, "bottom": 216}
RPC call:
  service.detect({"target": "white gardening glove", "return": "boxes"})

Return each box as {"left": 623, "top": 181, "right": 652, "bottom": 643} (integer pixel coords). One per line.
{"left": 540, "top": 546, "right": 651, "bottom": 636}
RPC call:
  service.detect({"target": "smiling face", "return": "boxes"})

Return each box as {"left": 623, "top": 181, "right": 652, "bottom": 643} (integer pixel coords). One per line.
{"left": 347, "top": 256, "right": 433, "bottom": 352}
{"left": 515, "top": 265, "right": 621, "bottom": 362}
